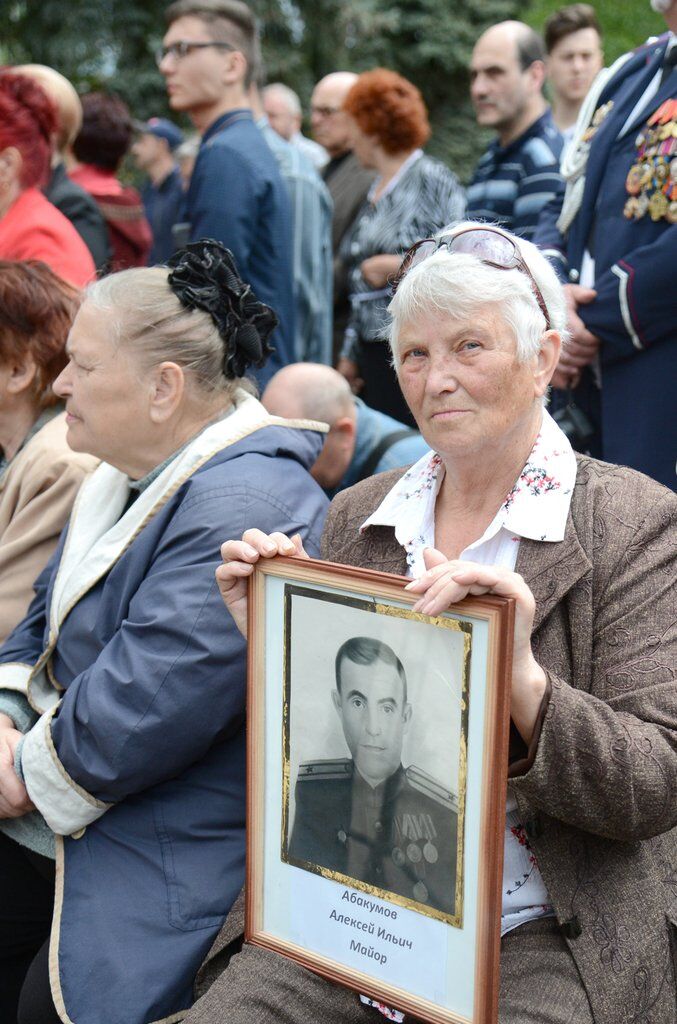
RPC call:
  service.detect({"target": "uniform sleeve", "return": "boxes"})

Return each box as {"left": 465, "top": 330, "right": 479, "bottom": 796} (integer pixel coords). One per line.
{"left": 580, "top": 226, "right": 677, "bottom": 363}
{"left": 21, "top": 477, "right": 327, "bottom": 835}
{"left": 511, "top": 486, "right": 677, "bottom": 841}
{"left": 532, "top": 193, "right": 569, "bottom": 281}
{"left": 188, "top": 146, "right": 262, "bottom": 281}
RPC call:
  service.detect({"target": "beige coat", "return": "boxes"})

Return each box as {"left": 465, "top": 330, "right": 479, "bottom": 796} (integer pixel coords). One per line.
{"left": 0, "top": 412, "right": 97, "bottom": 643}
{"left": 191, "top": 456, "right": 677, "bottom": 1024}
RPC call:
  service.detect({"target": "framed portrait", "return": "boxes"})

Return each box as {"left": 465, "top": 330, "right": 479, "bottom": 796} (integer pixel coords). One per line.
{"left": 246, "top": 556, "right": 514, "bottom": 1024}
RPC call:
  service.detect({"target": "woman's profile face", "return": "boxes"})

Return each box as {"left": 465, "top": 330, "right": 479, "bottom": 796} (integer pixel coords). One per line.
{"left": 52, "top": 302, "right": 152, "bottom": 471}
{"left": 348, "top": 118, "right": 378, "bottom": 169}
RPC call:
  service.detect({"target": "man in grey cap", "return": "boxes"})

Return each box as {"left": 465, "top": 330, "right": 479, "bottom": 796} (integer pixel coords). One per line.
{"left": 132, "top": 117, "right": 185, "bottom": 263}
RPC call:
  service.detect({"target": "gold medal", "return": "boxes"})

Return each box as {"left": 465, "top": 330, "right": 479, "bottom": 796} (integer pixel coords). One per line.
{"left": 625, "top": 164, "right": 642, "bottom": 195}
{"left": 637, "top": 192, "right": 650, "bottom": 217}
{"left": 649, "top": 190, "right": 669, "bottom": 221}
{"left": 624, "top": 196, "right": 640, "bottom": 219}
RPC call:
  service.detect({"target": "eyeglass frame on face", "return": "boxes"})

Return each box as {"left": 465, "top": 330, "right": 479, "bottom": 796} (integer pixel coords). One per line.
{"left": 391, "top": 227, "right": 553, "bottom": 331}
{"left": 156, "top": 40, "right": 236, "bottom": 67}
{"left": 310, "top": 104, "right": 342, "bottom": 118}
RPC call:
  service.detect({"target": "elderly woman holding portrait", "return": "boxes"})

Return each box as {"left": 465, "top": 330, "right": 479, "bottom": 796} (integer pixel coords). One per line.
{"left": 0, "top": 260, "right": 97, "bottom": 645}
{"left": 204, "top": 222, "right": 676, "bottom": 1024}
{"left": 0, "top": 241, "right": 327, "bottom": 1024}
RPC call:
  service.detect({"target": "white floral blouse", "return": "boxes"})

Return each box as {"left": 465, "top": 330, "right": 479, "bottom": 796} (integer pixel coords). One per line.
{"left": 361, "top": 408, "right": 577, "bottom": 944}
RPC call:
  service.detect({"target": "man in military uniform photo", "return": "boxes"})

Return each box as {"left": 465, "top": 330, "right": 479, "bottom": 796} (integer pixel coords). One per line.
{"left": 287, "top": 636, "right": 459, "bottom": 919}
{"left": 535, "top": 0, "right": 677, "bottom": 489}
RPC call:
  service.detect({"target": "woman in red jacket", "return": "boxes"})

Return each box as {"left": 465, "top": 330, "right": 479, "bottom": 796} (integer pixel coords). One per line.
{"left": 0, "top": 72, "right": 95, "bottom": 289}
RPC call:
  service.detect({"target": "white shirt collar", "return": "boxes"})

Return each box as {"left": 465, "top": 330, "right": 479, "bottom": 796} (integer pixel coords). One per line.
{"left": 360, "top": 409, "right": 577, "bottom": 572}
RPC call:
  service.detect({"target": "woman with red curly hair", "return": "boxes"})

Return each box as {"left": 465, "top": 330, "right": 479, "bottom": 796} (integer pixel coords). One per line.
{"left": 338, "top": 69, "right": 465, "bottom": 423}
{"left": 0, "top": 73, "right": 96, "bottom": 288}
{"left": 0, "top": 261, "right": 97, "bottom": 644}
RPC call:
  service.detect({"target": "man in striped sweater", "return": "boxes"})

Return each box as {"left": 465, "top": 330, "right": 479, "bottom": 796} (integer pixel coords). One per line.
{"left": 467, "top": 20, "right": 565, "bottom": 241}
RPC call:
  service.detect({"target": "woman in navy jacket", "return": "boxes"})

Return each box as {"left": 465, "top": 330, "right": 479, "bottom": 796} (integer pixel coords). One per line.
{"left": 0, "top": 241, "right": 328, "bottom": 1024}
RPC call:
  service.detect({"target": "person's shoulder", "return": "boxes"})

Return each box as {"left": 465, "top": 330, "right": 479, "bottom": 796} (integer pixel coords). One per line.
{"left": 404, "top": 765, "right": 457, "bottom": 814}
{"left": 19, "top": 413, "right": 97, "bottom": 475}
{"left": 295, "top": 759, "right": 353, "bottom": 807}
{"left": 415, "top": 154, "right": 462, "bottom": 187}
{"left": 329, "top": 467, "right": 409, "bottom": 521}
{"left": 297, "top": 757, "right": 352, "bottom": 782}
{"left": 571, "top": 455, "right": 676, "bottom": 551}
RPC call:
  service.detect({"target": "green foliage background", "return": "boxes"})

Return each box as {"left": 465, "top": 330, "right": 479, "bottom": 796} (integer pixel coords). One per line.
{"left": 0, "top": 0, "right": 666, "bottom": 181}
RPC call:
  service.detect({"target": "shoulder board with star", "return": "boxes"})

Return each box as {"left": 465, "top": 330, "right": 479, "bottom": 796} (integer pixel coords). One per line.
{"left": 405, "top": 764, "right": 457, "bottom": 812}
{"left": 632, "top": 32, "right": 670, "bottom": 56}
{"left": 297, "top": 758, "right": 352, "bottom": 781}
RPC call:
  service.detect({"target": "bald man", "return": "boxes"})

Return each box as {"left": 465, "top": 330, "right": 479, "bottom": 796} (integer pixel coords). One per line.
{"left": 15, "top": 64, "right": 110, "bottom": 270}
{"left": 262, "top": 363, "right": 429, "bottom": 494}
{"left": 311, "top": 73, "right": 376, "bottom": 361}
{"left": 467, "top": 21, "right": 565, "bottom": 241}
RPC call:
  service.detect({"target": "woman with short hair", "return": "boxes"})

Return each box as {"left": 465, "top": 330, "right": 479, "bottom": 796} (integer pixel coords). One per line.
{"left": 70, "top": 92, "right": 152, "bottom": 270}
{"left": 0, "top": 240, "right": 327, "bottom": 1024}
{"left": 0, "top": 73, "right": 96, "bottom": 287}
{"left": 337, "top": 68, "right": 465, "bottom": 425}
{"left": 0, "top": 259, "right": 97, "bottom": 644}
{"left": 211, "top": 223, "right": 676, "bottom": 1024}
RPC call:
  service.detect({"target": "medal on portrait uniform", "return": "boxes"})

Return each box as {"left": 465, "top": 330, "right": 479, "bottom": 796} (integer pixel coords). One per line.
{"left": 624, "top": 99, "right": 677, "bottom": 221}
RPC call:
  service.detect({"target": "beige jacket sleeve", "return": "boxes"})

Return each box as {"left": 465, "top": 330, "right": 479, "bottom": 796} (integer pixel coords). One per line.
{"left": 0, "top": 413, "right": 97, "bottom": 644}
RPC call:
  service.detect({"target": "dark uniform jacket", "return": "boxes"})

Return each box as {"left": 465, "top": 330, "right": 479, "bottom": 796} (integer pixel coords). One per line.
{"left": 190, "top": 457, "right": 677, "bottom": 1024}
{"left": 534, "top": 34, "right": 677, "bottom": 489}
{"left": 288, "top": 760, "right": 457, "bottom": 917}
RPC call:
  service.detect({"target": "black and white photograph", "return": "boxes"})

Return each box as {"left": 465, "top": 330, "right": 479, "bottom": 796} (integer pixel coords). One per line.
{"left": 281, "top": 584, "right": 470, "bottom": 925}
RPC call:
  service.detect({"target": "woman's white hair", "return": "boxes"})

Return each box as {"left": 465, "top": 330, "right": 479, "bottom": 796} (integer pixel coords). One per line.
{"left": 388, "top": 220, "right": 568, "bottom": 362}
{"left": 85, "top": 267, "right": 246, "bottom": 400}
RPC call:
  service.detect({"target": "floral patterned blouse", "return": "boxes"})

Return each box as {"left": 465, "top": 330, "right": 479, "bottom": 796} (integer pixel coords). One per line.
{"left": 361, "top": 409, "right": 577, "bottom": 936}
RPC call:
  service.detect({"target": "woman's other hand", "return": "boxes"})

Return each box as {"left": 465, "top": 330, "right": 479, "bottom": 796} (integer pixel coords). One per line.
{"left": 360, "top": 253, "right": 401, "bottom": 289}
{"left": 0, "top": 720, "right": 34, "bottom": 818}
{"left": 216, "top": 530, "right": 309, "bottom": 638}
{"left": 405, "top": 548, "right": 547, "bottom": 744}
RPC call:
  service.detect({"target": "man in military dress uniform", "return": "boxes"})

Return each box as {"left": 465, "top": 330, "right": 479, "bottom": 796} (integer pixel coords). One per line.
{"left": 288, "top": 636, "right": 458, "bottom": 918}
{"left": 534, "top": 0, "right": 677, "bottom": 489}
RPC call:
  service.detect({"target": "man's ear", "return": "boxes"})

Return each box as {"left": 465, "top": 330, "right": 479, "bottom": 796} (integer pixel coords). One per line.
{"left": 527, "top": 59, "right": 547, "bottom": 95}
{"left": 148, "top": 361, "right": 185, "bottom": 424}
{"left": 333, "top": 415, "right": 356, "bottom": 450}
{"left": 331, "top": 689, "right": 342, "bottom": 716}
{"left": 402, "top": 703, "right": 412, "bottom": 729}
{"left": 223, "top": 49, "right": 248, "bottom": 88}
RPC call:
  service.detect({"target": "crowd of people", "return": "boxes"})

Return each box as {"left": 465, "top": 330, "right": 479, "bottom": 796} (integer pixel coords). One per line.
{"left": 0, "top": 0, "right": 674, "bottom": 1022}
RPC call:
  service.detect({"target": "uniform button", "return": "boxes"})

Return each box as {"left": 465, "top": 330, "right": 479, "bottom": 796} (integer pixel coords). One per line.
{"left": 561, "top": 915, "right": 582, "bottom": 939}
{"left": 374, "top": 821, "right": 383, "bottom": 833}
{"left": 569, "top": 268, "right": 580, "bottom": 283}
{"left": 374, "top": 866, "right": 382, "bottom": 876}
{"left": 70, "top": 828, "right": 86, "bottom": 840}
{"left": 337, "top": 829, "right": 347, "bottom": 844}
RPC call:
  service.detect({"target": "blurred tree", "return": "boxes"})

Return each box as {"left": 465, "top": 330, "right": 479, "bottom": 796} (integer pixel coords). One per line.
{"left": 0, "top": 0, "right": 666, "bottom": 183}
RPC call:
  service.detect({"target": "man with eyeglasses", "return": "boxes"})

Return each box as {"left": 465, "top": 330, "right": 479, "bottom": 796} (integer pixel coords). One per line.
{"left": 311, "top": 72, "right": 376, "bottom": 363}
{"left": 158, "top": 0, "right": 295, "bottom": 387}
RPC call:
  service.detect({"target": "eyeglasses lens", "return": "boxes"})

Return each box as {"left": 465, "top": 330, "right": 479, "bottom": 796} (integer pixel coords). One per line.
{"left": 450, "top": 230, "right": 517, "bottom": 267}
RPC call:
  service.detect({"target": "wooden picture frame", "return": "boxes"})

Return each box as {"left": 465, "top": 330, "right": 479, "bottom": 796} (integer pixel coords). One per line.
{"left": 246, "top": 555, "right": 514, "bottom": 1024}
